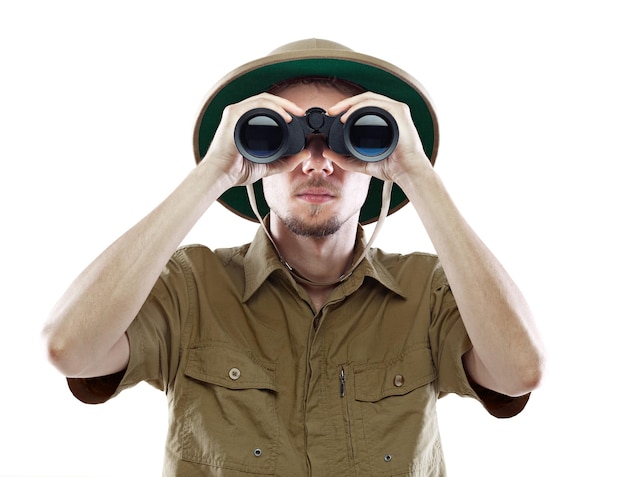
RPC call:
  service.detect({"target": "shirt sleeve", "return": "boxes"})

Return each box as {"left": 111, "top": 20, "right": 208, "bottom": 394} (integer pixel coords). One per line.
{"left": 67, "top": 251, "right": 190, "bottom": 404}
{"left": 428, "top": 262, "right": 530, "bottom": 418}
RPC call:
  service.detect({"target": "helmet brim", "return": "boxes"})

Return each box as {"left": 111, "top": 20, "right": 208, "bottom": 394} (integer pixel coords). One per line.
{"left": 192, "top": 39, "right": 439, "bottom": 224}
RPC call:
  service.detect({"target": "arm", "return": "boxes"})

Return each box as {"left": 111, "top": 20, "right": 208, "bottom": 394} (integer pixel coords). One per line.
{"left": 42, "top": 94, "right": 305, "bottom": 379}
{"left": 329, "top": 93, "right": 546, "bottom": 397}
{"left": 42, "top": 159, "right": 232, "bottom": 378}
{"left": 399, "top": 167, "right": 545, "bottom": 397}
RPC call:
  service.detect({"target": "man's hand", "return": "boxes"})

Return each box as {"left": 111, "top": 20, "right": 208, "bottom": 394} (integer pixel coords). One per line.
{"left": 326, "top": 92, "right": 432, "bottom": 185}
{"left": 200, "top": 93, "right": 307, "bottom": 189}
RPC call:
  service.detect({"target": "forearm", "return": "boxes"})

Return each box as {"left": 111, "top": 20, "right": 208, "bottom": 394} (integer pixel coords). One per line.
{"left": 42, "top": 161, "right": 231, "bottom": 377}
{"left": 398, "top": 167, "right": 546, "bottom": 396}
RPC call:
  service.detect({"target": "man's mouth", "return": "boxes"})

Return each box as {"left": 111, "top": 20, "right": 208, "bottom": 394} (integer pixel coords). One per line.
{"left": 296, "top": 188, "right": 335, "bottom": 204}
{"left": 294, "top": 179, "right": 339, "bottom": 204}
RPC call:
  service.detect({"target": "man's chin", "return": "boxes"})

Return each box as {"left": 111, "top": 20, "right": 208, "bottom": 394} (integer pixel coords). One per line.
{"left": 282, "top": 215, "right": 341, "bottom": 238}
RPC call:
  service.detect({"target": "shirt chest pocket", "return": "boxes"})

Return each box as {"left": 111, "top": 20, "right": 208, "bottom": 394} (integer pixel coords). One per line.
{"left": 181, "top": 345, "right": 279, "bottom": 475}
{"left": 348, "top": 344, "right": 444, "bottom": 476}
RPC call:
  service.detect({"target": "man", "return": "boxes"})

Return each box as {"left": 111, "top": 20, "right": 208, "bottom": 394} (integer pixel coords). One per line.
{"left": 43, "top": 39, "right": 545, "bottom": 476}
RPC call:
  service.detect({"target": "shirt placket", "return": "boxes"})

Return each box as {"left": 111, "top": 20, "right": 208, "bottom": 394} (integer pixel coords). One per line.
{"left": 303, "top": 296, "right": 357, "bottom": 476}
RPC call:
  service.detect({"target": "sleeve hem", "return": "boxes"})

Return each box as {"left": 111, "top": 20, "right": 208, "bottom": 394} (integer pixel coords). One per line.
{"left": 468, "top": 374, "right": 532, "bottom": 418}
{"left": 67, "top": 369, "right": 126, "bottom": 405}
{"left": 66, "top": 325, "right": 143, "bottom": 404}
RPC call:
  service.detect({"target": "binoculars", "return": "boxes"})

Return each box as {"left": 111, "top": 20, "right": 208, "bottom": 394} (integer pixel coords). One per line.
{"left": 234, "top": 106, "right": 399, "bottom": 163}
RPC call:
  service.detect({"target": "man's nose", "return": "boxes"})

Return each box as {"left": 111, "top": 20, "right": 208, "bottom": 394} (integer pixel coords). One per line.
{"left": 301, "top": 135, "right": 334, "bottom": 175}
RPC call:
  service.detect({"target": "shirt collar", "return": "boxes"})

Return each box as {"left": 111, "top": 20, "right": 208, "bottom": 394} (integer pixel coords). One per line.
{"left": 242, "top": 218, "right": 407, "bottom": 302}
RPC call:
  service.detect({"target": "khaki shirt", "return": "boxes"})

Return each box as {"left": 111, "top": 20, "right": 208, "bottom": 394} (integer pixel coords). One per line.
{"left": 69, "top": 226, "right": 529, "bottom": 476}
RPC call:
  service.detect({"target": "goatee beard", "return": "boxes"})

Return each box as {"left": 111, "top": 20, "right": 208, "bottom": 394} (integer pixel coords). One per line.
{"left": 281, "top": 177, "right": 343, "bottom": 238}
{"left": 281, "top": 214, "right": 341, "bottom": 238}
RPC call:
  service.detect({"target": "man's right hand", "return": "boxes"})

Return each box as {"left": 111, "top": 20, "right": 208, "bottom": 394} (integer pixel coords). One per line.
{"left": 200, "top": 92, "right": 307, "bottom": 190}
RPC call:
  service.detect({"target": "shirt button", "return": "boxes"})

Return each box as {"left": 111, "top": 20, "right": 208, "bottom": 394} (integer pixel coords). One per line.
{"left": 393, "top": 374, "right": 405, "bottom": 387}
{"left": 229, "top": 367, "right": 241, "bottom": 380}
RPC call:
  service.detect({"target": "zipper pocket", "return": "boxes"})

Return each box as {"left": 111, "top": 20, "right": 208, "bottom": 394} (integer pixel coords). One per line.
{"left": 340, "top": 366, "right": 355, "bottom": 461}
{"left": 340, "top": 366, "right": 346, "bottom": 397}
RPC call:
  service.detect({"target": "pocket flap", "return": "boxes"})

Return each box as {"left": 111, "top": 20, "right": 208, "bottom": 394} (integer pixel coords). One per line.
{"left": 353, "top": 344, "right": 435, "bottom": 402}
{"left": 184, "top": 344, "right": 277, "bottom": 392}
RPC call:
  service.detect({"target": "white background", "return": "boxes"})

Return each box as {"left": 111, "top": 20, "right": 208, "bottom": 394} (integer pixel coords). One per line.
{"left": 1, "top": 1, "right": 624, "bottom": 475}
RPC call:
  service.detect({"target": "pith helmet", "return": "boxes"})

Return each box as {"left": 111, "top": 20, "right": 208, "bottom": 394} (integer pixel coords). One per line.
{"left": 193, "top": 38, "right": 439, "bottom": 224}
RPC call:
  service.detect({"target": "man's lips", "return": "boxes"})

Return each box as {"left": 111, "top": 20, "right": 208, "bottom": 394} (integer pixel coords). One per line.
{"left": 296, "top": 188, "right": 335, "bottom": 204}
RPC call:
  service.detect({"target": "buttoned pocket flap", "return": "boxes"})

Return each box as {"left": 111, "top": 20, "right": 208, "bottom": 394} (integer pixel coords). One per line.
{"left": 353, "top": 345, "right": 435, "bottom": 402}
{"left": 185, "top": 345, "right": 277, "bottom": 392}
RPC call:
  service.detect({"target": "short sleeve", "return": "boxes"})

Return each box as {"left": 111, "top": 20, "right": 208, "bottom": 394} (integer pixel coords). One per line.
{"left": 67, "top": 251, "right": 191, "bottom": 404}
{"left": 428, "top": 263, "right": 530, "bottom": 418}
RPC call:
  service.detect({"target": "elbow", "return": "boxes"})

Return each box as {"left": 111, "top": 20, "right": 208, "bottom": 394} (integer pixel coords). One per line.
{"left": 522, "top": 337, "right": 549, "bottom": 393}
{"left": 527, "top": 352, "right": 548, "bottom": 392}
{"left": 41, "top": 324, "right": 84, "bottom": 377}
{"left": 518, "top": 363, "right": 545, "bottom": 395}
{"left": 506, "top": 327, "right": 549, "bottom": 397}
{"left": 507, "top": 352, "right": 548, "bottom": 397}
{"left": 471, "top": 349, "right": 548, "bottom": 398}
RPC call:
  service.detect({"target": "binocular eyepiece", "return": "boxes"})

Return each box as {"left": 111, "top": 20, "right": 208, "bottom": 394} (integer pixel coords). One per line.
{"left": 234, "top": 106, "right": 399, "bottom": 163}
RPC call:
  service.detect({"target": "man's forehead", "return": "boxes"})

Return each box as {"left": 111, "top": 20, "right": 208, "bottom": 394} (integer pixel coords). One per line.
{"left": 267, "top": 76, "right": 365, "bottom": 97}
{"left": 273, "top": 82, "right": 350, "bottom": 111}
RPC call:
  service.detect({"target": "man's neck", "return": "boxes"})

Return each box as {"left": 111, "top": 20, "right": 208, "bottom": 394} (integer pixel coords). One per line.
{"left": 269, "top": 213, "right": 358, "bottom": 286}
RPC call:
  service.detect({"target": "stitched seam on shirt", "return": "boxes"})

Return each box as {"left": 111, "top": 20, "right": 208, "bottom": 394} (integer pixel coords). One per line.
{"left": 173, "top": 249, "right": 198, "bottom": 386}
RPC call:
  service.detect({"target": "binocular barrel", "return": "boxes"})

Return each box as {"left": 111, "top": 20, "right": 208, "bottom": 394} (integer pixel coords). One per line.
{"left": 234, "top": 106, "right": 399, "bottom": 163}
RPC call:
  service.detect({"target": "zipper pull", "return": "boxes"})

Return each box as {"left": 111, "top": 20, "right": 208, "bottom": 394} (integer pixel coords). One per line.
{"left": 340, "top": 367, "right": 346, "bottom": 398}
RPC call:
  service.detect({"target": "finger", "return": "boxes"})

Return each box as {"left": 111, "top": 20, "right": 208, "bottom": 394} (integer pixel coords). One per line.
{"left": 326, "top": 92, "right": 390, "bottom": 118}
{"left": 324, "top": 151, "right": 369, "bottom": 175}
{"left": 263, "top": 151, "right": 308, "bottom": 177}
{"left": 239, "top": 93, "right": 306, "bottom": 122}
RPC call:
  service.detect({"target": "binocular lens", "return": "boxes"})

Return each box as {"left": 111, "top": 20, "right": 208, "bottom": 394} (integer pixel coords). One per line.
{"left": 240, "top": 116, "right": 283, "bottom": 158}
{"left": 349, "top": 114, "right": 394, "bottom": 158}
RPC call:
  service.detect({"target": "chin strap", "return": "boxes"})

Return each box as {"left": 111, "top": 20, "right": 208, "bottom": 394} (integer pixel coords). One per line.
{"left": 245, "top": 180, "right": 393, "bottom": 287}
